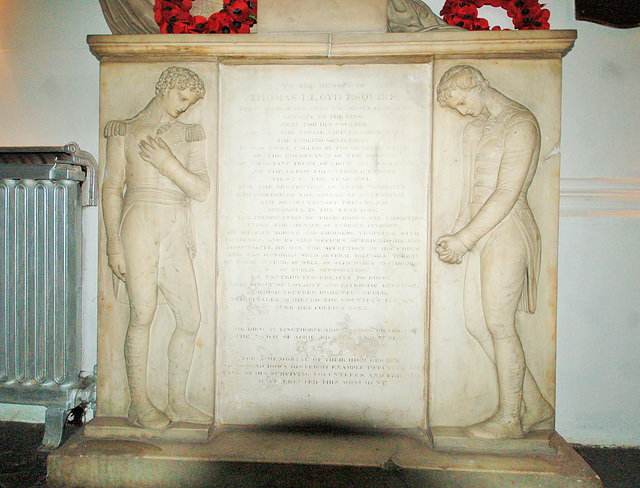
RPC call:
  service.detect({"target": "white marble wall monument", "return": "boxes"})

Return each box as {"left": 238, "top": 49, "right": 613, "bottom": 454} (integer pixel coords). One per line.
{"left": 48, "top": 1, "right": 602, "bottom": 487}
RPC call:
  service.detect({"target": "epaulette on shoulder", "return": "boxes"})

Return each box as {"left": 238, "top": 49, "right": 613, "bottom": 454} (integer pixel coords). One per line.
{"left": 185, "top": 124, "right": 206, "bottom": 143}
{"left": 104, "top": 120, "right": 127, "bottom": 138}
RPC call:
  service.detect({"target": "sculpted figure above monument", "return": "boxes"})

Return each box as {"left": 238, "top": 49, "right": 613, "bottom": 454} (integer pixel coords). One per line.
{"left": 435, "top": 65, "right": 554, "bottom": 440}
{"left": 387, "top": 0, "right": 460, "bottom": 32}
{"left": 98, "top": 0, "right": 158, "bottom": 34}
{"left": 99, "top": 0, "right": 454, "bottom": 34}
{"left": 102, "top": 66, "right": 212, "bottom": 429}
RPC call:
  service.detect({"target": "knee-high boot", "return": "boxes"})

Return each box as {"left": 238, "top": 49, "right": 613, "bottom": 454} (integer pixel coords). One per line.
{"left": 466, "top": 334, "right": 526, "bottom": 440}
{"left": 472, "top": 336, "right": 553, "bottom": 433}
{"left": 125, "top": 325, "right": 171, "bottom": 429}
{"left": 521, "top": 370, "right": 554, "bottom": 432}
{"left": 165, "top": 329, "right": 213, "bottom": 424}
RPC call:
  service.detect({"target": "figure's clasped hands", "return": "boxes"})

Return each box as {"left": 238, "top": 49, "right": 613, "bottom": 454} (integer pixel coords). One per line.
{"left": 138, "top": 136, "right": 174, "bottom": 170}
{"left": 435, "top": 234, "right": 468, "bottom": 265}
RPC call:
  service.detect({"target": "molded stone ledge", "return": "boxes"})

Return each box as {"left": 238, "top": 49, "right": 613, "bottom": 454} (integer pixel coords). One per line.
{"left": 87, "top": 30, "right": 577, "bottom": 62}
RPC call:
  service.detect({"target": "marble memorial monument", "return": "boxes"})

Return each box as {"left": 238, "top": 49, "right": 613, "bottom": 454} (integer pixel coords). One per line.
{"left": 48, "top": 1, "right": 601, "bottom": 487}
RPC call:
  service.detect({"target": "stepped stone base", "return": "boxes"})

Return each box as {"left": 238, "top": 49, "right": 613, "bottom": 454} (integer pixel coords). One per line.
{"left": 48, "top": 426, "right": 602, "bottom": 488}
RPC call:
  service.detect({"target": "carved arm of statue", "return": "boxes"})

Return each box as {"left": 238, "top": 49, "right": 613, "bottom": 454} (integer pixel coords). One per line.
{"left": 436, "top": 118, "right": 540, "bottom": 265}
{"left": 454, "top": 120, "right": 539, "bottom": 251}
{"left": 137, "top": 132, "right": 210, "bottom": 202}
{"left": 102, "top": 131, "right": 128, "bottom": 281}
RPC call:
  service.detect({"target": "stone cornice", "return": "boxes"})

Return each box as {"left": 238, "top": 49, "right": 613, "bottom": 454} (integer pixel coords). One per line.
{"left": 87, "top": 30, "right": 577, "bottom": 62}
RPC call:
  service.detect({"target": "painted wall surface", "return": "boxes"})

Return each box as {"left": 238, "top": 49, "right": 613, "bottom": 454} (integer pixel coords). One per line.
{"left": 0, "top": 0, "right": 109, "bottom": 421}
{"left": 0, "top": 0, "right": 638, "bottom": 446}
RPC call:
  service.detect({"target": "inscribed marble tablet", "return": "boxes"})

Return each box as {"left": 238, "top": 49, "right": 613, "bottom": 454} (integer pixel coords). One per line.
{"left": 217, "top": 63, "right": 431, "bottom": 428}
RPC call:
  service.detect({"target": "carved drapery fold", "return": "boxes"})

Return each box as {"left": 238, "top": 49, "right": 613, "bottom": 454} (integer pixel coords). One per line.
{"left": 387, "top": 0, "right": 460, "bottom": 32}
{"left": 98, "top": 0, "right": 159, "bottom": 34}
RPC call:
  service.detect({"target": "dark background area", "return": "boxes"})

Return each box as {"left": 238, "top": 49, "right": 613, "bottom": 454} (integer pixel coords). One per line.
{"left": 575, "top": 0, "right": 640, "bottom": 28}
{"left": 1, "top": 421, "right": 639, "bottom": 488}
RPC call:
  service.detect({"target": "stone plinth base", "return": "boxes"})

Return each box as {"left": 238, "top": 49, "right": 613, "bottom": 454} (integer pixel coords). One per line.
{"left": 432, "top": 426, "right": 559, "bottom": 456}
{"left": 84, "top": 416, "right": 212, "bottom": 443}
{"left": 48, "top": 428, "right": 602, "bottom": 488}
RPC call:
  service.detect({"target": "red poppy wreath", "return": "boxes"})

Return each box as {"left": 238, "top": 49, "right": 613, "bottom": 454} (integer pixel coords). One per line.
{"left": 440, "top": 0, "right": 550, "bottom": 31}
{"left": 154, "top": 0, "right": 257, "bottom": 33}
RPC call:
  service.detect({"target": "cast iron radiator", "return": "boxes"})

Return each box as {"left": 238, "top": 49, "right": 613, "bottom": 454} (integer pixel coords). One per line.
{"left": 0, "top": 143, "right": 97, "bottom": 449}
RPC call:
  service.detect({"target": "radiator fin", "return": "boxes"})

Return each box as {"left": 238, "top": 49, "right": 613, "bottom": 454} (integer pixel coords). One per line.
{"left": 0, "top": 178, "right": 82, "bottom": 387}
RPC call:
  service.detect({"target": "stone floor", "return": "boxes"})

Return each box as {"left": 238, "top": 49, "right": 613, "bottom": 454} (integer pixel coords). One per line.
{"left": 1, "top": 421, "right": 639, "bottom": 487}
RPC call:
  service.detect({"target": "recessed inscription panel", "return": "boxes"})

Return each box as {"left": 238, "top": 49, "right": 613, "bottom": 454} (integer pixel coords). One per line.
{"left": 218, "top": 64, "right": 431, "bottom": 428}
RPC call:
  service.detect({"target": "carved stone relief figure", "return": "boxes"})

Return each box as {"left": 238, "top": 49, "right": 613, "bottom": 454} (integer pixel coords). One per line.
{"left": 387, "top": 0, "right": 460, "bottom": 32}
{"left": 435, "top": 65, "right": 554, "bottom": 440}
{"left": 102, "top": 67, "right": 211, "bottom": 429}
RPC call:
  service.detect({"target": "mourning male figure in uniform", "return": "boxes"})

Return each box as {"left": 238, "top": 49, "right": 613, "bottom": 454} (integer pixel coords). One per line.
{"left": 435, "top": 65, "right": 554, "bottom": 440}
{"left": 103, "top": 66, "right": 211, "bottom": 429}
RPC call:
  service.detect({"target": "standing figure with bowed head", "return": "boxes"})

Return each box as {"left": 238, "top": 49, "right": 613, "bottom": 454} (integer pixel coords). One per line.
{"left": 435, "top": 65, "right": 554, "bottom": 440}
{"left": 102, "top": 66, "right": 211, "bottom": 429}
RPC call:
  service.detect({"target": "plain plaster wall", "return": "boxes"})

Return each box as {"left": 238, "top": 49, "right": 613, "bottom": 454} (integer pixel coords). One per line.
{"left": 0, "top": 0, "right": 638, "bottom": 446}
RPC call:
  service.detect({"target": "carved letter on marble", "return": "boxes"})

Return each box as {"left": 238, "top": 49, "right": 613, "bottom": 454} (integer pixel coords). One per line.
{"left": 102, "top": 66, "right": 213, "bottom": 429}
{"left": 434, "top": 65, "right": 554, "bottom": 440}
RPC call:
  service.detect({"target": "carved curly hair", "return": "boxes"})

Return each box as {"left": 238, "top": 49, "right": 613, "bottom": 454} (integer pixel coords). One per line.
{"left": 436, "top": 65, "right": 489, "bottom": 106}
{"left": 155, "top": 66, "right": 206, "bottom": 99}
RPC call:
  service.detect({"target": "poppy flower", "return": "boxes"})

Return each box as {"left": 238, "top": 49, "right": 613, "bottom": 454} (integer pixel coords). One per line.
{"left": 473, "top": 17, "right": 490, "bottom": 29}
{"left": 155, "top": 2, "right": 178, "bottom": 19}
{"left": 225, "top": 0, "right": 253, "bottom": 22}
{"left": 534, "top": 19, "right": 550, "bottom": 29}
{"left": 506, "top": 0, "right": 524, "bottom": 18}
{"left": 175, "top": 0, "right": 192, "bottom": 10}
{"left": 154, "top": 0, "right": 174, "bottom": 11}
{"left": 443, "top": 1, "right": 463, "bottom": 13}
{"left": 226, "top": 0, "right": 257, "bottom": 12}
{"left": 518, "top": 3, "right": 543, "bottom": 19}
{"left": 513, "top": 4, "right": 540, "bottom": 28}
{"left": 230, "top": 21, "right": 252, "bottom": 33}
{"left": 185, "top": 15, "right": 208, "bottom": 32}
{"left": 536, "top": 7, "right": 551, "bottom": 22}
{"left": 161, "top": 20, "right": 187, "bottom": 33}
{"left": 454, "top": 17, "right": 475, "bottom": 29}
{"left": 507, "top": 0, "right": 539, "bottom": 17}
{"left": 175, "top": 10, "right": 192, "bottom": 22}
{"left": 458, "top": 5, "right": 479, "bottom": 19}
{"left": 206, "top": 11, "right": 233, "bottom": 32}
